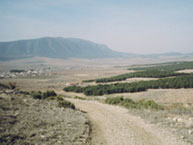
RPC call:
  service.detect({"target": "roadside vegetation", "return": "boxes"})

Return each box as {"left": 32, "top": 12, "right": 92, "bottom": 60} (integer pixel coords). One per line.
{"left": 105, "top": 96, "right": 164, "bottom": 110}
{"left": 30, "top": 90, "right": 75, "bottom": 109}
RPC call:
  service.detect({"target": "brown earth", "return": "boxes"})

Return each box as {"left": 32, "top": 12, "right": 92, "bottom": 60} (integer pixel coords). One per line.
{"left": 67, "top": 98, "right": 188, "bottom": 145}
{"left": 0, "top": 90, "right": 90, "bottom": 145}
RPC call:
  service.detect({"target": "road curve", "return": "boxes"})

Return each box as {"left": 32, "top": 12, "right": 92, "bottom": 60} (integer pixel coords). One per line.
{"left": 67, "top": 98, "right": 188, "bottom": 145}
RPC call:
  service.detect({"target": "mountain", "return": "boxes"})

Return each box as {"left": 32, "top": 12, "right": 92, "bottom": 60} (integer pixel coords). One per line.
{"left": 0, "top": 37, "right": 192, "bottom": 61}
{"left": 0, "top": 37, "right": 129, "bottom": 60}
{"left": 143, "top": 52, "right": 193, "bottom": 58}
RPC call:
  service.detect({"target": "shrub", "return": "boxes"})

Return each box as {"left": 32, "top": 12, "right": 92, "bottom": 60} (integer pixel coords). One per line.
{"left": 10, "top": 69, "right": 25, "bottom": 73}
{"left": 105, "top": 96, "right": 123, "bottom": 105}
{"left": 30, "top": 91, "right": 43, "bottom": 99}
{"left": 8, "top": 82, "right": 16, "bottom": 90}
{"left": 120, "top": 98, "right": 137, "bottom": 109}
{"left": 47, "top": 95, "right": 65, "bottom": 101}
{"left": 137, "top": 99, "right": 164, "bottom": 110}
{"left": 105, "top": 97, "right": 164, "bottom": 110}
{"left": 58, "top": 100, "right": 75, "bottom": 109}
{"left": 42, "top": 90, "right": 57, "bottom": 99}
{"left": 30, "top": 90, "right": 57, "bottom": 100}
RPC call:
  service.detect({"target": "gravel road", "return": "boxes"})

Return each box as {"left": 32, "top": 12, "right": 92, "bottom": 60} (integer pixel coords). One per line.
{"left": 67, "top": 98, "right": 189, "bottom": 145}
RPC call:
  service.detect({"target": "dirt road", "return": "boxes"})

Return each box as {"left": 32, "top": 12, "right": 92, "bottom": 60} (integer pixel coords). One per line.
{"left": 67, "top": 98, "right": 188, "bottom": 145}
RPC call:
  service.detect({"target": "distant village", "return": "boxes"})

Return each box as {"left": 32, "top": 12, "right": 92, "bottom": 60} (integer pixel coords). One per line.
{"left": 0, "top": 69, "right": 50, "bottom": 79}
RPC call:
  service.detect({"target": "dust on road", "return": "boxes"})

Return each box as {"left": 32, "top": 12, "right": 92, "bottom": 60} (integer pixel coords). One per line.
{"left": 67, "top": 98, "right": 188, "bottom": 145}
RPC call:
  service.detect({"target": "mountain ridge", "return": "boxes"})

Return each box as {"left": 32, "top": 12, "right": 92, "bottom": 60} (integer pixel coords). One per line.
{"left": 0, "top": 37, "right": 192, "bottom": 61}
{"left": 0, "top": 37, "right": 129, "bottom": 60}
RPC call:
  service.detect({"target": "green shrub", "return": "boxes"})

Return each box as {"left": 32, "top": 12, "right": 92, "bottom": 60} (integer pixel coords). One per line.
{"left": 105, "top": 96, "right": 123, "bottom": 105}
{"left": 42, "top": 90, "right": 57, "bottom": 99}
{"left": 120, "top": 98, "right": 138, "bottom": 109}
{"left": 30, "top": 91, "right": 43, "bottom": 99}
{"left": 30, "top": 90, "right": 57, "bottom": 100}
{"left": 58, "top": 100, "right": 75, "bottom": 109}
{"left": 56, "top": 95, "right": 64, "bottom": 101}
{"left": 47, "top": 95, "right": 66, "bottom": 101}
{"left": 105, "top": 97, "right": 164, "bottom": 110}
{"left": 137, "top": 99, "right": 164, "bottom": 110}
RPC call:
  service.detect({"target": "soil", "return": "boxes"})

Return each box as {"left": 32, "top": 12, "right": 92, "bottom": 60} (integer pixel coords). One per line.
{"left": 67, "top": 98, "right": 189, "bottom": 145}
{"left": 0, "top": 90, "right": 90, "bottom": 145}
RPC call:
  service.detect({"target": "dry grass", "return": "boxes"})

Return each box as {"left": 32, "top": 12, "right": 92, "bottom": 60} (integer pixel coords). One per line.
{"left": 105, "top": 89, "right": 193, "bottom": 105}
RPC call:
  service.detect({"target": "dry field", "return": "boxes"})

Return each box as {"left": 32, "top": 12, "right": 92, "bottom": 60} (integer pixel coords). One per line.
{"left": 1, "top": 57, "right": 193, "bottom": 144}
{"left": 105, "top": 88, "right": 193, "bottom": 105}
{"left": 177, "top": 69, "right": 193, "bottom": 73}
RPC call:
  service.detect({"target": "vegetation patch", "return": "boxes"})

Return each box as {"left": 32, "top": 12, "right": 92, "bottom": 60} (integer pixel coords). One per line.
{"left": 83, "top": 61, "right": 193, "bottom": 83}
{"left": 64, "top": 74, "right": 193, "bottom": 96}
{"left": 10, "top": 69, "right": 26, "bottom": 73}
{"left": 0, "top": 134, "right": 25, "bottom": 145}
{"left": 30, "top": 90, "right": 57, "bottom": 99}
{"left": 58, "top": 100, "right": 75, "bottom": 109}
{"left": 105, "top": 96, "right": 124, "bottom": 105}
{"left": 105, "top": 97, "right": 164, "bottom": 110}
{"left": 0, "top": 82, "right": 16, "bottom": 90}
{"left": 94, "top": 70, "right": 184, "bottom": 83}
{"left": 129, "top": 61, "right": 193, "bottom": 72}
{"left": 30, "top": 90, "right": 76, "bottom": 109}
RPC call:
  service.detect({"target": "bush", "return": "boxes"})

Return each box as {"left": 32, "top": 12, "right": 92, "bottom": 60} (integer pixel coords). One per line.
{"left": 136, "top": 99, "right": 164, "bottom": 110}
{"left": 30, "top": 91, "right": 43, "bottom": 99}
{"left": 30, "top": 90, "right": 76, "bottom": 110}
{"left": 30, "top": 90, "right": 57, "bottom": 100}
{"left": 105, "top": 96, "right": 123, "bottom": 105}
{"left": 42, "top": 90, "right": 57, "bottom": 99}
{"left": 105, "top": 97, "right": 164, "bottom": 110}
{"left": 8, "top": 82, "right": 16, "bottom": 90}
{"left": 120, "top": 98, "right": 137, "bottom": 109}
{"left": 58, "top": 100, "right": 75, "bottom": 109}
{"left": 10, "top": 69, "right": 25, "bottom": 73}
{"left": 47, "top": 95, "right": 65, "bottom": 101}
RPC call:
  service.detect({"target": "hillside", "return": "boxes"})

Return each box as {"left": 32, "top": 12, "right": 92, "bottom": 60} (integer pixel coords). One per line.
{"left": 0, "top": 37, "right": 128, "bottom": 60}
{"left": 0, "top": 37, "right": 192, "bottom": 61}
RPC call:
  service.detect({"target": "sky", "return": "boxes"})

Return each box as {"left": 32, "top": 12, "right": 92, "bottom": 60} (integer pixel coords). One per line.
{"left": 0, "top": 0, "right": 193, "bottom": 54}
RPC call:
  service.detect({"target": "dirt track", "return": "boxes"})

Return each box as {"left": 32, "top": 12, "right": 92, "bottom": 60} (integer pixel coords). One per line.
{"left": 67, "top": 98, "right": 188, "bottom": 145}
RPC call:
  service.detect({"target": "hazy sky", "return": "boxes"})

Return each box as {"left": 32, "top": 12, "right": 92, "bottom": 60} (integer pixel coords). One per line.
{"left": 0, "top": 0, "right": 193, "bottom": 54}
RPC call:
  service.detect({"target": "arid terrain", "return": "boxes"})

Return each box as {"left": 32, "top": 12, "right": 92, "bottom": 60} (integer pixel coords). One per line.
{"left": 1, "top": 57, "right": 193, "bottom": 145}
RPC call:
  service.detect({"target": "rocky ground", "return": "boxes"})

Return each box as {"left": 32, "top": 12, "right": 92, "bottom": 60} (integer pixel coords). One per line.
{"left": 0, "top": 89, "right": 91, "bottom": 145}
{"left": 132, "top": 107, "right": 193, "bottom": 144}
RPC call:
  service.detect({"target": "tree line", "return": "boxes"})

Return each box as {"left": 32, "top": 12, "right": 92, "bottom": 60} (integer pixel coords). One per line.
{"left": 64, "top": 74, "right": 193, "bottom": 96}
{"left": 95, "top": 70, "right": 185, "bottom": 83}
{"left": 129, "top": 61, "right": 193, "bottom": 72}
{"left": 83, "top": 61, "right": 193, "bottom": 83}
